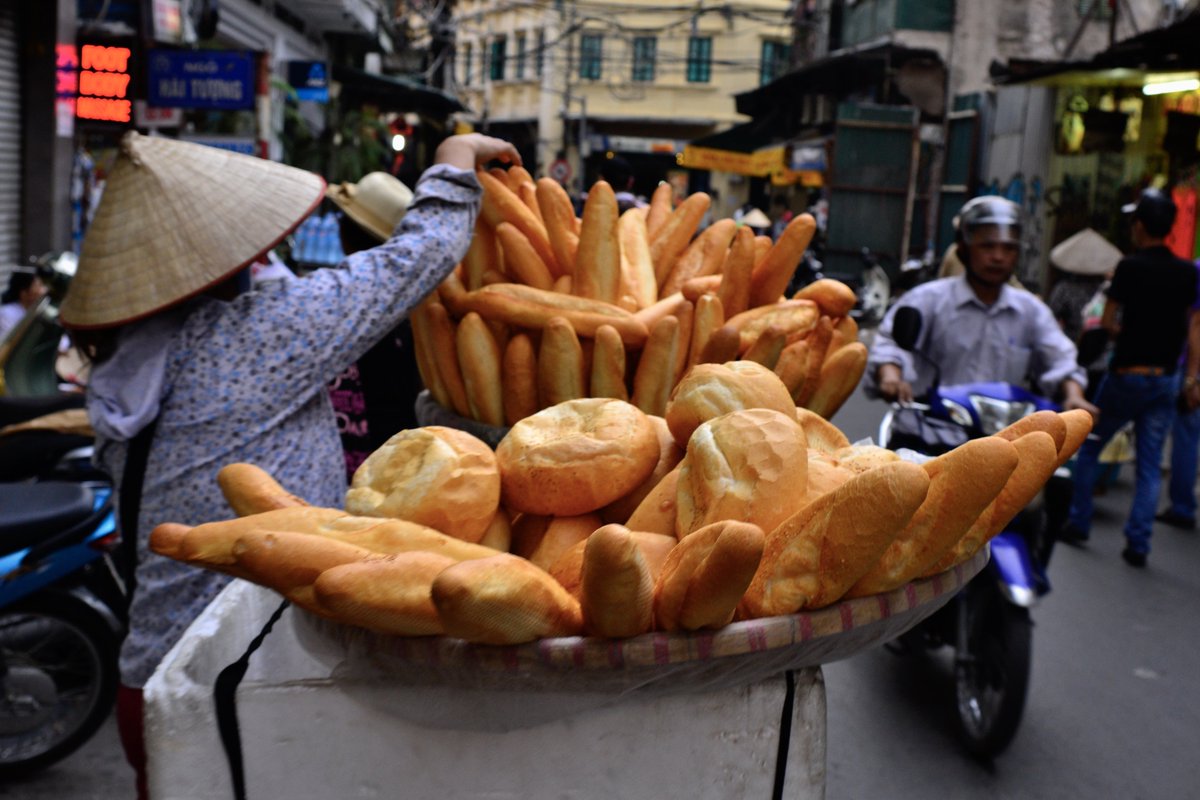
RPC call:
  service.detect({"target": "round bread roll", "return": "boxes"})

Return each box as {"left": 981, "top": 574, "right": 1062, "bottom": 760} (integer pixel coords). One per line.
{"left": 834, "top": 443, "right": 900, "bottom": 474}
{"left": 345, "top": 426, "right": 501, "bottom": 543}
{"left": 496, "top": 398, "right": 660, "bottom": 516}
{"left": 665, "top": 361, "right": 796, "bottom": 448}
{"left": 676, "top": 408, "right": 809, "bottom": 539}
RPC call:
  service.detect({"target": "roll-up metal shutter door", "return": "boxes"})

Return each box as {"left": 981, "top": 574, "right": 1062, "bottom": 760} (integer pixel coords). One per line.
{"left": 0, "top": 2, "right": 21, "bottom": 272}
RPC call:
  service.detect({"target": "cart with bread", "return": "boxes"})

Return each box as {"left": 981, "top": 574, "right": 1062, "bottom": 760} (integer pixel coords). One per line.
{"left": 141, "top": 175, "right": 1092, "bottom": 799}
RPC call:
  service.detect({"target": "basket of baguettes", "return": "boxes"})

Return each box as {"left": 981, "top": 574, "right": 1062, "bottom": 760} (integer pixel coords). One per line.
{"left": 409, "top": 169, "right": 867, "bottom": 429}
{"left": 149, "top": 358, "right": 1092, "bottom": 683}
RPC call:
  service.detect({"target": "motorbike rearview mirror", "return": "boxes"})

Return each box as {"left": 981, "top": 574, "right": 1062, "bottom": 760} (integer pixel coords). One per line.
{"left": 891, "top": 306, "right": 923, "bottom": 351}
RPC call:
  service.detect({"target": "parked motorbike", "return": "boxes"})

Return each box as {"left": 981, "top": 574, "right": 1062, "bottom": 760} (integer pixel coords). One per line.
{"left": 877, "top": 306, "right": 1071, "bottom": 758}
{"left": 0, "top": 253, "right": 127, "bottom": 778}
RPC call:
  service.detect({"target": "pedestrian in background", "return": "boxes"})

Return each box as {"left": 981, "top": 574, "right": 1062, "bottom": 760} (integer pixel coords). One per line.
{"left": 1061, "top": 189, "right": 1200, "bottom": 567}
{"left": 1157, "top": 258, "right": 1200, "bottom": 531}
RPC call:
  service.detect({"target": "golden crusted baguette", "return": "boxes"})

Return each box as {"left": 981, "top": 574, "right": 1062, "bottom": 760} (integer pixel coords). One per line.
{"left": 233, "top": 529, "right": 377, "bottom": 612}
{"left": 618, "top": 206, "right": 657, "bottom": 309}
{"left": 501, "top": 333, "right": 539, "bottom": 425}
{"left": 536, "top": 177, "right": 579, "bottom": 277}
{"left": 549, "top": 528, "right": 676, "bottom": 600}
{"left": 645, "top": 182, "right": 675, "bottom": 241}
{"left": 740, "top": 461, "right": 930, "bottom": 617}
{"left": 748, "top": 213, "right": 816, "bottom": 308}
{"left": 312, "top": 552, "right": 455, "bottom": 636}
{"left": 716, "top": 226, "right": 756, "bottom": 319}
{"left": 590, "top": 323, "right": 629, "bottom": 401}
{"left": 601, "top": 414, "right": 684, "bottom": 525}
{"left": 431, "top": 553, "right": 584, "bottom": 644}
{"left": 477, "top": 170, "right": 560, "bottom": 277}
{"left": 1056, "top": 409, "right": 1094, "bottom": 467}
{"left": 660, "top": 218, "right": 736, "bottom": 297}
{"left": 455, "top": 311, "right": 506, "bottom": 426}
{"left": 724, "top": 299, "right": 820, "bottom": 355}
{"left": 688, "top": 293, "right": 726, "bottom": 370}
{"left": 426, "top": 300, "right": 474, "bottom": 418}
{"left": 495, "top": 221, "right": 555, "bottom": 291}
{"left": 574, "top": 180, "right": 622, "bottom": 304}
{"left": 459, "top": 283, "right": 649, "bottom": 346}
{"left": 409, "top": 301, "right": 453, "bottom": 411}
{"left": 653, "top": 519, "right": 764, "bottom": 632}
{"left": 845, "top": 437, "right": 1019, "bottom": 598}
{"left": 462, "top": 217, "right": 500, "bottom": 291}
{"left": 510, "top": 513, "right": 601, "bottom": 572}
{"left": 995, "top": 409, "right": 1067, "bottom": 453}
{"left": 217, "top": 463, "right": 308, "bottom": 517}
{"left": 630, "top": 315, "right": 680, "bottom": 417}
{"left": 580, "top": 524, "right": 656, "bottom": 637}
{"left": 537, "top": 316, "right": 587, "bottom": 407}
{"left": 624, "top": 465, "right": 681, "bottom": 536}
{"left": 805, "top": 341, "right": 868, "bottom": 420}
{"left": 649, "top": 192, "right": 710, "bottom": 287}
{"left": 793, "top": 407, "right": 851, "bottom": 454}
{"left": 792, "top": 278, "right": 858, "bottom": 317}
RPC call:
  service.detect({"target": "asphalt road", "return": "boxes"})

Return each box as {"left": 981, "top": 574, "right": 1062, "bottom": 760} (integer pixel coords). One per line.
{"left": 8, "top": 381, "right": 1199, "bottom": 799}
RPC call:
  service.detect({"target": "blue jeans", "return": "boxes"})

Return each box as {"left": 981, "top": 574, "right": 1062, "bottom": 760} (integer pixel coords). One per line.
{"left": 1167, "top": 403, "right": 1200, "bottom": 520}
{"left": 1068, "top": 373, "right": 1179, "bottom": 554}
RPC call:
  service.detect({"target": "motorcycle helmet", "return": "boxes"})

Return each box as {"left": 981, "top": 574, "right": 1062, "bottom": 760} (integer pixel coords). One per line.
{"left": 956, "top": 196, "right": 1022, "bottom": 247}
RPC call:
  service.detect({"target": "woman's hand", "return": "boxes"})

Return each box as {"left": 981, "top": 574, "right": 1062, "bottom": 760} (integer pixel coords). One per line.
{"left": 435, "top": 134, "right": 522, "bottom": 171}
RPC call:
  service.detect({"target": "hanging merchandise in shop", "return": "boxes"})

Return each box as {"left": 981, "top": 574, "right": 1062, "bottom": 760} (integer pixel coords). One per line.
{"left": 147, "top": 49, "right": 254, "bottom": 110}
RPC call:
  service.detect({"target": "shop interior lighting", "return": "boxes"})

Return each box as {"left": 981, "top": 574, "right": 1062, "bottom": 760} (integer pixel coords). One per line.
{"left": 1142, "top": 78, "right": 1200, "bottom": 95}
{"left": 391, "top": 133, "right": 406, "bottom": 151}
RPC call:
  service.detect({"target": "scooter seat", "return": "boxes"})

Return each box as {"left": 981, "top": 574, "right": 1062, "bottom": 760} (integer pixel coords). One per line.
{"left": 0, "top": 483, "right": 97, "bottom": 556}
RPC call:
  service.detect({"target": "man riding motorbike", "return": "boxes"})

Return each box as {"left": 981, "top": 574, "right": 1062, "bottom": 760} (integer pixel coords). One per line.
{"left": 868, "top": 195, "right": 1097, "bottom": 417}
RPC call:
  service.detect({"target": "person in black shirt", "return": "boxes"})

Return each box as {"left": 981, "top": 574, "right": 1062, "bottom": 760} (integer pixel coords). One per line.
{"left": 1062, "top": 189, "right": 1200, "bottom": 566}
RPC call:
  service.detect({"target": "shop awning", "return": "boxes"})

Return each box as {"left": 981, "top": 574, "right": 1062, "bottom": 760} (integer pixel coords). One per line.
{"left": 331, "top": 65, "right": 465, "bottom": 117}
{"left": 679, "top": 121, "right": 824, "bottom": 186}
{"left": 735, "top": 41, "right": 943, "bottom": 118}
{"left": 994, "top": 10, "right": 1200, "bottom": 85}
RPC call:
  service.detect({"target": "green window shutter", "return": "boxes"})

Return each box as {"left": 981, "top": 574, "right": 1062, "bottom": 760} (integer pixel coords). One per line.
{"left": 490, "top": 36, "right": 506, "bottom": 81}
{"left": 687, "top": 36, "right": 711, "bottom": 83}
{"left": 580, "top": 33, "right": 603, "bottom": 80}
{"left": 515, "top": 32, "right": 526, "bottom": 80}
{"left": 632, "top": 36, "right": 656, "bottom": 82}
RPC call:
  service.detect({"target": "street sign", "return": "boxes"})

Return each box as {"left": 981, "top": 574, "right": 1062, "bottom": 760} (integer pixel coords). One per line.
{"left": 287, "top": 61, "right": 329, "bottom": 103}
{"left": 549, "top": 158, "right": 571, "bottom": 183}
{"left": 147, "top": 49, "right": 255, "bottom": 110}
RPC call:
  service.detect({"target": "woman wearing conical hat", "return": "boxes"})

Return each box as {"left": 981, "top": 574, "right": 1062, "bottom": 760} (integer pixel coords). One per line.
{"left": 60, "top": 131, "right": 519, "bottom": 797}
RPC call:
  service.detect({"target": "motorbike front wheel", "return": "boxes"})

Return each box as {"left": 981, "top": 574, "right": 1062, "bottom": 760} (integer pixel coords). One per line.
{"left": 0, "top": 594, "right": 119, "bottom": 779}
{"left": 952, "top": 581, "right": 1033, "bottom": 759}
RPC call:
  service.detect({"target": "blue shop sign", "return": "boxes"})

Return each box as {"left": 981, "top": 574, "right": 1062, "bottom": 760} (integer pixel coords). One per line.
{"left": 148, "top": 50, "right": 255, "bottom": 110}
{"left": 287, "top": 61, "right": 330, "bottom": 103}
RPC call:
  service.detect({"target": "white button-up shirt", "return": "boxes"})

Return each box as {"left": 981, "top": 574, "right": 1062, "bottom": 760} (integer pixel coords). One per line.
{"left": 867, "top": 274, "right": 1086, "bottom": 399}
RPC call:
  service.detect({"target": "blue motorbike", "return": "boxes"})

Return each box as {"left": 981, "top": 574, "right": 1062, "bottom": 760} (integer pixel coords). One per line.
{"left": 878, "top": 306, "right": 1072, "bottom": 758}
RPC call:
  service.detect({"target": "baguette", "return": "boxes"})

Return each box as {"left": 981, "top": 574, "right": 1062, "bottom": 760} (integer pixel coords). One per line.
{"left": 455, "top": 311, "right": 506, "bottom": 426}
{"left": 233, "top": 529, "right": 377, "bottom": 611}
{"left": 510, "top": 512, "right": 601, "bottom": 572}
{"left": 624, "top": 465, "right": 681, "bottom": 536}
{"left": 170, "top": 506, "right": 345, "bottom": 571}
{"left": 653, "top": 519, "right": 764, "bottom": 631}
{"left": 312, "top": 552, "right": 454, "bottom": 636}
{"left": 537, "top": 316, "right": 587, "bottom": 407}
{"left": 630, "top": 315, "right": 680, "bottom": 417}
{"left": 459, "top": 283, "right": 649, "bottom": 346}
{"left": 1057, "top": 409, "right": 1094, "bottom": 467}
{"left": 793, "top": 407, "right": 851, "bottom": 454}
{"left": 681, "top": 274, "right": 723, "bottom": 302}
{"left": 501, "top": 333, "right": 539, "bottom": 425}
{"left": 495, "top": 221, "right": 555, "bottom": 290}
{"left": 928, "top": 431, "right": 1059, "bottom": 572}
{"left": 794, "top": 317, "right": 834, "bottom": 408}
{"left": 740, "top": 461, "right": 930, "bottom": 617}
{"left": 477, "top": 511, "right": 512, "bottom": 552}
{"left": 618, "top": 207, "right": 657, "bottom": 309}
{"left": 645, "top": 182, "right": 674, "bottom": 241}
{"left": 426, "top": 300, "right": 473, "bottom": 418}
{"left": 431, "top": 553, "right": 584, "bottom": 644}
{"left": 748, "top": 213, "right": 816, "bottom": 308}
{"left": 995, "top": 409, "right": 1067, "bottom": 453}
{"left": 697, "top": 324, "right": 741, "bottom": 364}
{"left": 670, "top": 299, "right": 694, "bottom": 386}
{"left": 536, "top": 178, "right": 579, "bottom": 277}
{"left": 792, "top": 278, "right": 858, "bottom": 317}
{"left": 517, "top": 181, "right": 544, "bottom": 227}
{"left": 549, "top": 528, "right": 677, "bottom": 600}
{"left": 601, "top": 414, "right": 683, "bottom": 524}
{"left": 805, "top": 341, "right": 868, "bottom": 420}
{"left": 477, "top": 170, "right": 560, "bottom": 277}
{"left": 716, "top": 226, "right": 756, "bottom": 318}
{"left": 580, "top": 524, "right": 656, "bottom": 637}
{"left": 574, "top": 180, "right": 622, "bottom": 304}
{"left": 845, "top": 437, "right": 1019, "bottom": 598}
{"left": 774, "top": 339, "right": 809, "bottom": 400}
{"left": 462, "top": 217, "right": 500, "bottom": 290}
{"left": 590, "top": 323, "right": 629, "bottom": 401}
{"left": 649, "top": 192, "right": 710, "bottom": 286}
{"left": 742, "top": 323, "right": 788, "bottom": 370}
{"left": 725, "top": 299, "right": 820, "bottom": 354}
{"left": 217, "top": 463, "right": 307, "bottom": 517}
{"left": 660, "top": 219, "right": 736, "bottom": 297}
{"left": 688, "top": 293, "right": 725, "bottom": 370}
{"left": 436, "top": 270, "right": 471, "bottom": 317}
{"left": 408, "top": 301, "right": 452, "bottom": 411}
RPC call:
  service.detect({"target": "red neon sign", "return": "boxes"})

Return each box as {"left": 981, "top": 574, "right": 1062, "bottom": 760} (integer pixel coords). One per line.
{"left": 77, "top": 45, "right": 133, "bottom": 123}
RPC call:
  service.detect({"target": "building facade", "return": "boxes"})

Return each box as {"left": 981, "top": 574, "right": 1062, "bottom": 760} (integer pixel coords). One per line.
{"left": 445, "top": 0, "right": 792, "bottom": 214}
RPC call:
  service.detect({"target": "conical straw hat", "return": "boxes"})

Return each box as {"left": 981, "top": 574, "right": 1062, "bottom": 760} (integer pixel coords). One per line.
{"left": 326, "top": 172, "right": 414, "bottom": 242}
{"left": 61, "top": 132, "right": 325, "bottom": 329}
{"left": 740, "top": 208, "right": 771, "bottom": 228}
{"left": 1049, "top": 228, "right": 1123, "bottom": 277}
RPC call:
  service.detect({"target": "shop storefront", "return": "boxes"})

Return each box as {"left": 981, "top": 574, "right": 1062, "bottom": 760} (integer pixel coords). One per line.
{"left": 0, "top": 2, "right": 20, "bottom": 267}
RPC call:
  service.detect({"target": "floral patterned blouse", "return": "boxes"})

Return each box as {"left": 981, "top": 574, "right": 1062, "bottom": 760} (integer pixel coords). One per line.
{"left": 96, "top": 165, "right": 481, "bottom": 687}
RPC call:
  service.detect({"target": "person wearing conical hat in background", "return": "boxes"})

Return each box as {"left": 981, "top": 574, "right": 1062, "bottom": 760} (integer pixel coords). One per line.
{"left": 1046, "top": 228, "right": 1122, "bottom": 347}
{"left": 322, "top": 172, "right": 421, "bottom": 480}
{"left": 59, "top": 130, "right": 519, "bottom": 797}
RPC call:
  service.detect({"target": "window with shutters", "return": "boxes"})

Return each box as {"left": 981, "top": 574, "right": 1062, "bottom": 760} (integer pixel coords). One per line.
{"left": 687, "top": 36, "right": 711, "bottom": 83}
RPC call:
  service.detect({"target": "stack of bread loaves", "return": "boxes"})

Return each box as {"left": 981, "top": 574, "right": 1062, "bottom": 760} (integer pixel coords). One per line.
{"left": 152, "top": 363, "right": 1093, "bottom": 646}
{"left": 410, "top": 170, "right": 866, "bottom": 426}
